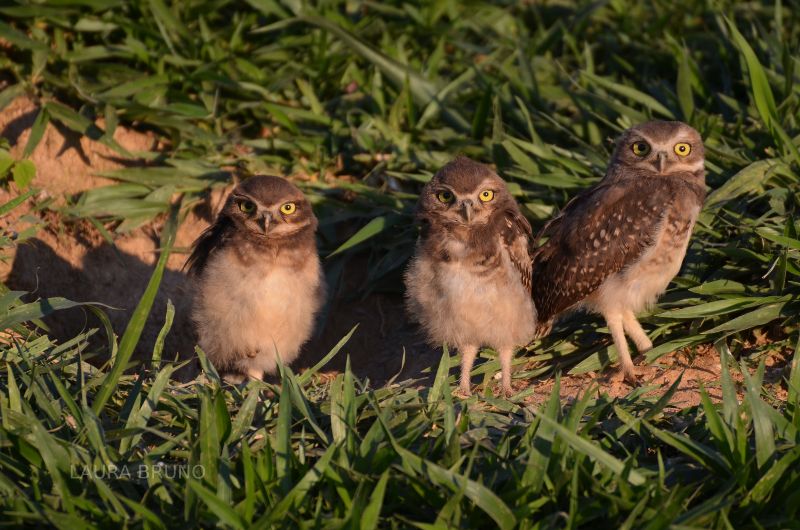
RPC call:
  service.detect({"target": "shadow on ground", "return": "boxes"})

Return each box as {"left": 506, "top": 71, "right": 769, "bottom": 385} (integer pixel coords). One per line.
{"left": 6, "top": 234, "right": 440, "bottom": 386}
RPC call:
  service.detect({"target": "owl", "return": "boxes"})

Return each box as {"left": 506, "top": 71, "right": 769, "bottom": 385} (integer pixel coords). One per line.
{"left": 405, "top": 156, "right": 537, "bottom": 396}
{"left": 531, "top": 121, "right": 706, "bottom": 383}
{"left": 185, "top": 175, "right": 325, "bottom": 383}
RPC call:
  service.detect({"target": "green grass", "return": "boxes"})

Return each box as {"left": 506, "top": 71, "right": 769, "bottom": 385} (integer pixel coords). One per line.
{"left": 1, "top": 0, "right": 800, "bottom": 527}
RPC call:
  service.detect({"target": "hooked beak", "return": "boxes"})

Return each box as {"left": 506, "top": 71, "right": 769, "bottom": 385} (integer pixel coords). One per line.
{"left": 656, "top": 151, "right": 668, "bottom": 174}
{"left": 460, "top": 199, "right": 474, "bottom": 223}
{"left": 257, "top": 212, "right": 272, "bottom": 233}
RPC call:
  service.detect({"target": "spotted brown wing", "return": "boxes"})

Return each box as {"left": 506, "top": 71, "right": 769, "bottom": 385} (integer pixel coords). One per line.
{"left": 530, "top": 177, "right": 680, "bottom": 325}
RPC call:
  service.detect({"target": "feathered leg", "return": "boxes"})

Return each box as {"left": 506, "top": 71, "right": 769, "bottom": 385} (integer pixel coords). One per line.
{"left": 498, "top": 347, "right": 514, "bottom": 397}
{"left": 605, "top": 313, "right": 638, "bottom": 384}
{"left": 622, "top": 310, "right": 653, "bottom": 353}
{"left": 458, "top": 344, "right": 479, "bottom": 395}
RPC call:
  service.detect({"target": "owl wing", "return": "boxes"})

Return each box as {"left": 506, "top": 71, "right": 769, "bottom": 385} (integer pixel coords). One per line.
{"left": 500, "top": 207, "right": 534, "bottom": 292}
{"left": 530, "top": 177, "right": 680, "bottom": 324}
{"left": 184, "top": 216, "right": 235, "bottom": 275}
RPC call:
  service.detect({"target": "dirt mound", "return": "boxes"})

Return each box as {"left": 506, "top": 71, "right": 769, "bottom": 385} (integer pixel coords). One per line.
{"left": 0, "top": 96, "right": 157, "bottom": 197}
{"left": 0, "top": 96, "right": 212, "bottom": 374}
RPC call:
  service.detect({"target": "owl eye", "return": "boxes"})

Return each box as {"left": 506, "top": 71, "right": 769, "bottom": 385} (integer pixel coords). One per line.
{"left": 280, "top": 202, "right": 297, "bottom": 215}
{"left": 238, "top": 200, "right": 256, "bottom": 214}
{"left": 674, "top": 143, "right": 691, "bottom": 156}
{"left": 436, "top": 190, "right": 454, "bottom": 203}
{"left": 631, "top": 141, "right": 651, "bottom": 156}
{"left": 479, "top": 189, "right": 494, "bottom": 202}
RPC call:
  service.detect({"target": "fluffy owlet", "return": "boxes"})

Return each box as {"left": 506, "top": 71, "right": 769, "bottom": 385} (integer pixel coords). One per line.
{"left": 186, "top": 175, "right": 325, "bottom": 382}
{"left": 405, "top": 156, "right": 537, "bottom": 396}
{"left": 531, "top": 121, "right": 706, "bottom": 383}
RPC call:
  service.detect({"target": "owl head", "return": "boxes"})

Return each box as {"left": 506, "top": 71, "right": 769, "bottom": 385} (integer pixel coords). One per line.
{"left": 185, "top": 175, "right": 317, "bottom": 275}
{"left": 221, "top": 175, "right": 317, "bottom": 238}
{"left": 610, "top": 120, "right": 704, "bottom": 177}
{"left": 418, "top": 156, "right": 516, "bottom": 227}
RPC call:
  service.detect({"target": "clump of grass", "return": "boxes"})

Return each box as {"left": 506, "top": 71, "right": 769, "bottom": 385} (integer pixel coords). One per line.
{"left": 1, "top": 308, "right": 799, "bottom": 527}
{"left": 0, "top": 0, "right": 799, "bottom": 526}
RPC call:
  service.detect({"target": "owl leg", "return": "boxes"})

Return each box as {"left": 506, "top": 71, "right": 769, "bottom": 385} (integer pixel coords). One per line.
{"left": 458, "top": 344, "right": 479, "bottom": 395}
{"left": 605, "top": 313, "right": 638, "bottom": 384}
{"left": 221, "top": 371, "right": 247, "bottom": 385}
{"left": 498, "top": 347, "right": 514, "bottom": 397}
{"left": 220, "top": 366, "right": 263, "bottom": 385}
{"left": 622, "top": 311, "right": 653, "bottom": 353}
{"left": 247, "top": 367, "right": 264, "bottom": 381}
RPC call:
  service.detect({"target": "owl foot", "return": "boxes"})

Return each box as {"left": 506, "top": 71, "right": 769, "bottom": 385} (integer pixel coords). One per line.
{"left": 454, "top": 384, "right": 472, "bottom": 399}
{"left": 500, "top": 385, "right": 515, "bottom": 399}
{"left": 220, "top": 367, "right": 264, "bottom": 385}
{"left": 622, "top": 370, "right": 641, "bottom": 386}
{"left": 605, "top": 366, "right": 642, "bottom": 387}
{"left": 221, "top": 371, "right": 248, "bottom": 385}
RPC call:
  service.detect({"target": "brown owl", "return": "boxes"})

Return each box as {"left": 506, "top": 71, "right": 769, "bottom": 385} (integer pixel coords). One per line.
{"left": 531, "top": 121, "right": 706, "bottom": 383}
{"left": 405, "top": 156, "right": 537, "bottom": 396}
{"left": 186, "top": 176, "right": 325, "bottom": 382}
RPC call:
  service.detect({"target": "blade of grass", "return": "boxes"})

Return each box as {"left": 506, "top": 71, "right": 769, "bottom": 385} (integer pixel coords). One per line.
{"left": 92, "top": 202, "right": 178, "bottom": 414}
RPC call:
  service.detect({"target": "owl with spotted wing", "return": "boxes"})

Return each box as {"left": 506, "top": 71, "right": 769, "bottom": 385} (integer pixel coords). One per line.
{"left": 405, "top": 156, "right": 537, "bottom": 396}
{"left": 531, "top": 121, "right": 706, "bottom": 383}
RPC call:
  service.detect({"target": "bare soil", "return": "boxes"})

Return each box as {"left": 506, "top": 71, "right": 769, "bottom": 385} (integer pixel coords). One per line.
{"left": 523, "top": 346, "right": 726, "bottom": 409}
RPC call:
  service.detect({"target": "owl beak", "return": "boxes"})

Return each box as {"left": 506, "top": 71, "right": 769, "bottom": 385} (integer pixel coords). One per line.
{"left": 460, "top": 199, "right": 474, "bottom": 223}
{"left": 656, "top": 151, "right": 668, "bottom": 174}
{"left": 257, "top": 212, "right": 272, "bottom": 233}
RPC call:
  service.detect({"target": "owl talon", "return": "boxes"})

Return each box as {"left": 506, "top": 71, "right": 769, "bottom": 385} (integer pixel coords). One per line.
{"left": 623, "top": 370, "right": 641, "bottom": 386}
{"left": 455, "top": 385, "right": 472, "bottom": 399}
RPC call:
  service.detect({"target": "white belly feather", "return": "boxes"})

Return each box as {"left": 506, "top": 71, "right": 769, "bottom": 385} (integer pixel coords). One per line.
{"left": 193, "top": 249, "right": 323, "bottom": 373}
{"left": 406, "top": 244, "right": 536, "bottom": 350}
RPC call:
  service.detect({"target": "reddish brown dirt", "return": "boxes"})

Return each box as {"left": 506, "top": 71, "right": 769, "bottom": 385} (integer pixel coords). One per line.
{"left": 522, "top": 345, "right": 728, "bottom": 409}
{"left": 0, "top": 96, "right": 157, "bottom": 196}
{"left": 0, "top": 96, "right": 212, "bottom": 376}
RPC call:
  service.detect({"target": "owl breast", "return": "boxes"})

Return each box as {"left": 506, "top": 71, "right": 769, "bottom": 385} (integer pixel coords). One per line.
{"left": 406, "top": 240, "right": 536, "bottom": 350}
{"left": 586, "top": 203, "right": 700, "bottom": 316}
{"left": 192, "top": 246, "right": 324, "bottom": 373}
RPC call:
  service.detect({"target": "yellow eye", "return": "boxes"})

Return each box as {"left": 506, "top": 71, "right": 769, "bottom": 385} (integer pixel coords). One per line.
{"left": 631, "top": 141, "right": 651, "bottom": 156}
{"left": 674, "top": 143, "right": 691, "bottom": 156}
{"left": 479, "top": 189, "right": 494, "bottom": 202}
{"left": 280, "top": 202, "right": 297, "bottom": 215}
{"left": 238, "top": 200, "right": 255, "bottom": 214}
{"left": 436, "top": 190, "right": 454, "bottom": 203}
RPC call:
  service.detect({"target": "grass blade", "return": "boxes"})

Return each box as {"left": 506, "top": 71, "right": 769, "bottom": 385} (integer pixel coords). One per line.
{"left": 92, "top": 203, "right": 178, "bottom": 414}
